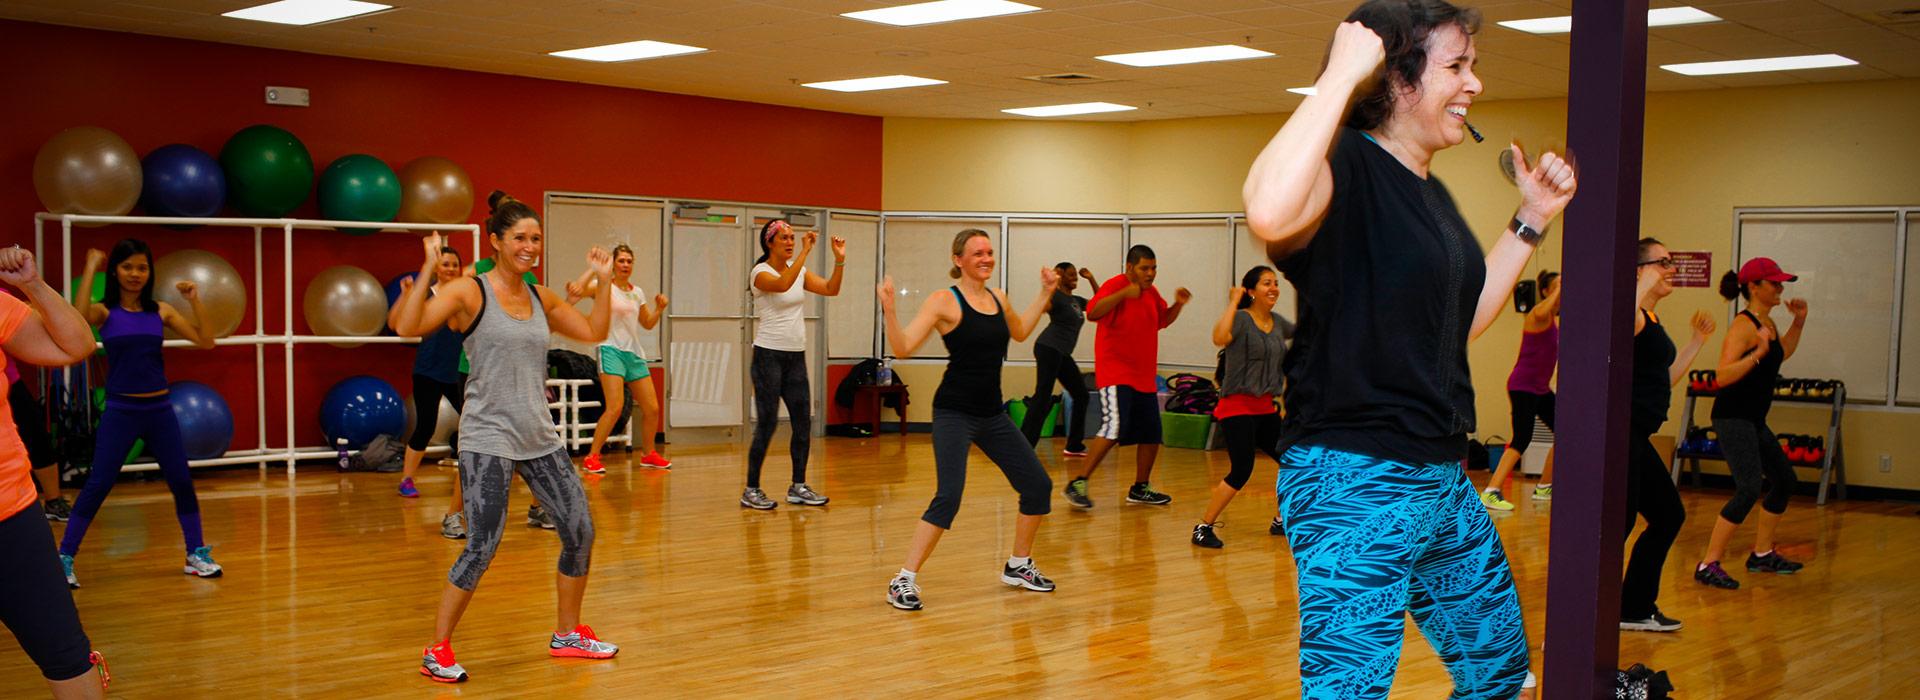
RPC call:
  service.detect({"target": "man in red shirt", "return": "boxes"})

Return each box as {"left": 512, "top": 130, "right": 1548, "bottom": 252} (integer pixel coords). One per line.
{"left": 1064, "top": 245, "right": 1190, "bottom": 508}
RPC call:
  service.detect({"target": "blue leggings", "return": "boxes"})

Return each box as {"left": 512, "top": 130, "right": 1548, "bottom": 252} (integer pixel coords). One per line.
{"left": 1278, "top": 445, "right": 1529, "bottom": 700}
{"left": 61, "top": 395, "right": 203, "bottom": 556}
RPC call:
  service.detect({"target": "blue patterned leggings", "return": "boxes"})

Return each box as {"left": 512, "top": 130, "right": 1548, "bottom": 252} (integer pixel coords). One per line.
{"left": 1278, "top": 445, "right": 1529, "bottom": 700}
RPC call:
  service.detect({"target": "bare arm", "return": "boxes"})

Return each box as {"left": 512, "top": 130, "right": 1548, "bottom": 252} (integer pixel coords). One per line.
{"left": 158, "top": 299, "right": 215, "bottom": 349}
{"left": 75, "top": 249, "right": 108, "bottom": 326}
{"left": 802, "top": 235, "right": 847, "bottom": 297}
{"left": 1212, "top": 290, "right": 1246, "bottom": 347}
{"left": 1529, "top": 280, "right": 1562, "bottom": 324}
{"left": 562, "top": 270, "right": 598, "bottom": 305}
{"left": 544, "top": 248, "right": 615, "bottom": 343}
{"left": 1670, "top": 311, "right": 1716, "bottom": 386}
{"left": 877, "top": 278, "right": 954, "bottom": 358}
{"left": 396, "top": 234, "right": 476, "bottom": 337}
{"left": 1159, "top": 288, "right": 1191, "bottom": 328}
{"left": 1242, "top": 23, "right": 1382, "bottom": 256}
{"left": 0, "top": 247, "right": 95, "bottom": 365}
{"left": 1004, "top": 268, "right": 1060, "bottom": 343}
{"left": 640, "top": 293, "right": 668, "bottom": 330}
{"left": 1470, "top": 146, "right": 1577, "bottom": 341}
{"left": 1712, "top": 317, "right": 1769, "bottom": 387}
{"left": 1780, "top": 299, "right": 1808, "bottom": 361}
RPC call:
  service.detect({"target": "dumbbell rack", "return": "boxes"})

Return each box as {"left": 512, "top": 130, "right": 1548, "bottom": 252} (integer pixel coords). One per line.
{"left": 1669, "top": 379, "right": 1847, "bottom": 505}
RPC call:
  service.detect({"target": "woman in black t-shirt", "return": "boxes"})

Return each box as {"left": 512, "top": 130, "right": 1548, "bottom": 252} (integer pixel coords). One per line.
{"left": 1020, "top": 262, "right": 1097, "bottom": 454}
{"left": 1239, "top": 1, "right": 1575, "bottom": 696}
{"left": 1621, "top": 238, "right": 1715, "bottom": 633}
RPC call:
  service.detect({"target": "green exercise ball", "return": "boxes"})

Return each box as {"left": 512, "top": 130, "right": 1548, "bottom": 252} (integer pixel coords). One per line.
{"left": 220, "top": 125, "right": 313, "bottom": 217}
{"left": 318, "top": 154, "right": 400, "bottom": 235}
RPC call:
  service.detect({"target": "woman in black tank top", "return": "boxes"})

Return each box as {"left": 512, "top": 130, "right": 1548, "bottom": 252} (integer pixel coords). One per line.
{"left": 873, "top": 229, "right": 1061, "bottom": 611}
{"left": 1695, "top": 258, "right": 1811, "bottom": 589}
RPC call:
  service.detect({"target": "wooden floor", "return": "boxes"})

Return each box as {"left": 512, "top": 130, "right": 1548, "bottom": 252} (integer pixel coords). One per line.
{"left": 6, "top": 432, "right": 1918, "bottom": 698}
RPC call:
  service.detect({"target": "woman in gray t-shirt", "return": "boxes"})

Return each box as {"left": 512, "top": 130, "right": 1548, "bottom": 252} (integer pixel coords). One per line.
{"left": 1020, "top": 262, "right": 1097, "bottom": 454}
{"left": 1192, "top": 265, "right": 1294, "bottom": 549}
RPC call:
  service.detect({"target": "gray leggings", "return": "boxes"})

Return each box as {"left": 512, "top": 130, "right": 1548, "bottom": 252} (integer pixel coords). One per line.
{"left": 747, "top": 346, "right": 811, "bottom": 489}
{"left": 1711, "top": 418, "right": 1796, "bottom": 524}
{"left": 448, "top": 449, "right": 595, "bottom": 590}
{"left": 925, "top": 409, "right": 1053, "bottom": 529}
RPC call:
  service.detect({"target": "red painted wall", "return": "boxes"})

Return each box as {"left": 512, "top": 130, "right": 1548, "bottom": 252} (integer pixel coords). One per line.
{"left": 0, "top": 20, "right": 881, "bottom": 454}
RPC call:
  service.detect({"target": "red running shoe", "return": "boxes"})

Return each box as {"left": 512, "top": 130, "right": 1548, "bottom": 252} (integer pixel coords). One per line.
{"left": 582, "top": 453, "right": 606, "bottom": 475}
{"left": 639, "top": 451, "right": 673, "bottom": 469}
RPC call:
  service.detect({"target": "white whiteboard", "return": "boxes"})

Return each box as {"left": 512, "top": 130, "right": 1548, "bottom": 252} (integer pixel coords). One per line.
{"left": 1738, "top": 212, "right": 1898, "bottom": 402}
{"left": 1128, "top": 220, "right": 1235, "bottom": 367}
{"left": 827, "top": 213, "right": 879, "bottom": 359}
{"left": 880, "top": 217, "right": 1000, "bottom": 360}
{"left": 1005, "top": 219, "right": 1123, "bottom": 363}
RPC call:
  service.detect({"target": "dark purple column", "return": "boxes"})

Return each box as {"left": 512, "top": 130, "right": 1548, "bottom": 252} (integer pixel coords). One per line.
{"left": 1546, "top": 0, "right": 1649, "bottom": 696}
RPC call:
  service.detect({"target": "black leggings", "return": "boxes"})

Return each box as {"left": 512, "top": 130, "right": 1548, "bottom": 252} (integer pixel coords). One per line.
{"left": 925, "top": 409, "right": 1052, "bottom": 529}
{"left": 0, "top": 502, "right": 93, "bottom": 681}
{"left": 408, "top": 374, "right": 467, "bottom": 452}
{"left": 1219, "top": 412, "right": 1283, "bottom": 490}
{"left": 1020, "top": 345, "right": 1089, "bottom": 451}
{"left": 1507, "top": 390, "right": 1555, "bottom": 454}
{"left": 1622, "top": 431, "right": 1686, "bottom": 620}
{"left": 1711, "top": 418, "right": 1795, "bottom": 524}
{"left": 747, "top": 346, "right": 810, "bottom": 489}
{"left": 408, "top": 373, "right": 468, "bottom": 450}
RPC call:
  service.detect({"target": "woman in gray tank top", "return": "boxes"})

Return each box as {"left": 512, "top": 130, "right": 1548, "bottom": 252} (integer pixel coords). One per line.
{"left": 393, "top": 191, "right": 619, "bottom": 683}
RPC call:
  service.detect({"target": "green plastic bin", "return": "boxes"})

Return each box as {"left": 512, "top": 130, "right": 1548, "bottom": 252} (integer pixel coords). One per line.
{"left": 1006, "top": 398, "right": 1063, "bottom": 437}
{"left": 1160, "top": 411, "right": 1213, "bottom": 449}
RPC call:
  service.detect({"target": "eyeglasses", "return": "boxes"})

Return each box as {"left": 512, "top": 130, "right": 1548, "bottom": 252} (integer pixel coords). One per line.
{"left": 1637, "top": 257, "right": 1675, "bottom": 270}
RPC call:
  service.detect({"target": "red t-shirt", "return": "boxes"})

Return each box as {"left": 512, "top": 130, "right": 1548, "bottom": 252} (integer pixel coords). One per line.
{"left": 1089, "top": 274, "right": 1169, "bottom": 392}
{"left": 0, "top": 294, "right": 36, "bottom": 521}
{"left": 1213, "top": 393, "right": 1277, "bottom": 419}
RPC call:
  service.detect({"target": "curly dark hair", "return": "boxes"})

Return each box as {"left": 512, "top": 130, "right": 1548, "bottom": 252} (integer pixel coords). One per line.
{"left": 1341, "top": 0, "right": 1482, "bottom": 131}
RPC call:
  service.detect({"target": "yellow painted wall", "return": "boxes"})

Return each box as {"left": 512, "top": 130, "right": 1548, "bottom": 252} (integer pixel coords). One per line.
{"left": 881, "top": 78, "right": 1920, "bottom": 490}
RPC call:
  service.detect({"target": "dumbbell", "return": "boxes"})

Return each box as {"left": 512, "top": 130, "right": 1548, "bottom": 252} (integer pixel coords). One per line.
{"left": 1806, "top": 436, "right": 1826, "bottom": 463}
{"left": 1704, "top": 370, "right": 1718, "bottom": 392}
{"left": 1689, "top": 370, "right": 1708, "bottom": 392}
{"left": 1775, "top": 378, "right": 1794, "bottom": 398}
{"left": 1702, "top": 429, "right": 1721, "bottom": 457}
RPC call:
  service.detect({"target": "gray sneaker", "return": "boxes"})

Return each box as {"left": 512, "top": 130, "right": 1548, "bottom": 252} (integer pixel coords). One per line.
{"left": 787, "top": 483, "right": 829, "bottom": 506}
{"left": 740, "top": 487, "right": 777, "bottom": 510}
{"left": 183, "top": 546, "right": 223, "bottom": 578}
{"left": 527, "top": 504, "right": 556, "bottom": 530}
{"left": 441, "top": 512, "right": 467, "bottom": 540}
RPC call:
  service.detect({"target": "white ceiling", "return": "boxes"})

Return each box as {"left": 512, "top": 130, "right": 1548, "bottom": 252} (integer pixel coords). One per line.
{"left": 4, "top": 0, "right": 1917, "bottom": 121}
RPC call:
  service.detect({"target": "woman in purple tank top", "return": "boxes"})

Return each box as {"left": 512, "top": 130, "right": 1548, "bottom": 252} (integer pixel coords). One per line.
{"left": 1483, "top": 270, "right": 1559, "bottom": 511}
{"left": 61, "top": 238, "right": 222, "bottom": 589}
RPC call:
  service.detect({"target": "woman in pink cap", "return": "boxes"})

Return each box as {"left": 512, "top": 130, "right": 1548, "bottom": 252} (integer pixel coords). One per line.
{"left": 1694, "top": 256, "right": 1809, "bottom": 589}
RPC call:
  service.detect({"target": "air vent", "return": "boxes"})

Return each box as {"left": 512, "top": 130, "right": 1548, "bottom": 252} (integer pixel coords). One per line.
{"left": 1874, "top": 8, "right": 1920, "bottom": 24}
{"left": 1021, "top": 73, "right": 1116, "bottom": 86}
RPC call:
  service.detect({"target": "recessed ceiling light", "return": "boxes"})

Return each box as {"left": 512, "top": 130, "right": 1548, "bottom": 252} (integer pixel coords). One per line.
{"left": 843, "top": 0, "right": 1040, "bottom": 27}
{"left": 803, "top": 75, "right": 948, "bottom": 92}
{"left": 1097, "top": 45, "right": 1275, "bottom": 67}
{"left": 222, "top": 0, "right": 390, "bottom": 26}
{"left": 1002, "top": 102, "right": 1136, "bottom": 117}
{"left": 1498, "top": 6, "right": 1720, "bottom": 34}
{"left": 1661, "top": 53, "right": 1857, "bottom": 76}
{"left": 1287, "top": 87, "right": 1317, "bottom": 96}
{"left": 549, "top": 40, "right": 707, "bottom": 63}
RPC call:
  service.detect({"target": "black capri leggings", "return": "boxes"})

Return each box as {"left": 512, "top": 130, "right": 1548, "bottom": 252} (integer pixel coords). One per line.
{"left": 1507, "top": 390, "right": 1555, "bottom": 454}
{"left": 408, "top": 374, "right": 466, "bottom": 452}
{"left": 924, "top": 409, "right": 1053, "bottom": 529}
{"left": 1710, "top": 418, "right": 1796, "bottom": 524}
{"left": 0, "top": 502, "right": 94, "bottom": 680}
{"left": 1219, "top": 412, "right": 1282, "bottom": 490}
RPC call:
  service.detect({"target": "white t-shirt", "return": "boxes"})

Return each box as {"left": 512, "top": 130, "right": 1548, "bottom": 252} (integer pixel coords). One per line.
{"left": 602, "top": 282, "right": 645, "bottom": 355}
{"left": 751, "top": 262, "right": 807, "bottom": 351}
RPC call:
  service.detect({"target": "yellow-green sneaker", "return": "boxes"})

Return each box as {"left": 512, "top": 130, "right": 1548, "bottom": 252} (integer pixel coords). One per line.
{"left": 1480, "top": 489, "right": 1516, "bottom": 512}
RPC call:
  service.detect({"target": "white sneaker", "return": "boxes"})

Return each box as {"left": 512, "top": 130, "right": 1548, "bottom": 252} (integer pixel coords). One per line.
{"left": 183, "top": 546, "right": 223, "bottom": 578}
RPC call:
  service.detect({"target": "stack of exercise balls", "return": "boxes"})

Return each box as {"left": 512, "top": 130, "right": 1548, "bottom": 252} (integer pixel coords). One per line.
{"left": 320, "top": 376, "right": 406, "bottom": 451}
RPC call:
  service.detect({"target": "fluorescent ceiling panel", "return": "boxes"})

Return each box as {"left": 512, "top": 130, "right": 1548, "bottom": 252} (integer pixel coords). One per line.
{"left": 842, "top": 0, "right": 1040, "bottom": 27}
{"left": 1002, "top": 102, "right": 1136, "bottom": 117}
{"left": 549, "top": 40, "right": 707, "bottom": 62}
{"left": 803, "top": 75, "right": 948, "bottom": 92}
{"left": 222, "top": 0, "right": 390, "bottom": 26}
{"left": 1096, "top": 45, "right": 1275, "bottom": 67}
{"left": 1498, "top": 6, "right": 1720, "bottom": 34}
{"left": 1287, "top": 87, "right": 1317, "bottom": 96}
{"left": 1661, "top": 53, "right": 1857, "bottom": 76}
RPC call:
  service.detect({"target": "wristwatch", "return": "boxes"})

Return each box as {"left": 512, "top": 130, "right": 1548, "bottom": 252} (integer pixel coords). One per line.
{"left": 1510, "top": 216, "right": 1547, "bottom": 246}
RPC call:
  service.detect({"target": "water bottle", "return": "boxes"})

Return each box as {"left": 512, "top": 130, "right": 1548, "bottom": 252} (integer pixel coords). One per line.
{"left": 876, "top": 358, "right": 893, "bottom": 385}
{"left": 336, "top": 437, "right": 351, "bottom": 472}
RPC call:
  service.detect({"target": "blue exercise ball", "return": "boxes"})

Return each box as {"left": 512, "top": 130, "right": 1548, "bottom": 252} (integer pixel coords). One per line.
{"left": 169, "top": 381, "right": 234, "bottom": 461}
{"left": 320, "top": 375, "right": 406, "bottom": 450}
{"left": 140, "top": 144, "right": 226, "bottom": 220}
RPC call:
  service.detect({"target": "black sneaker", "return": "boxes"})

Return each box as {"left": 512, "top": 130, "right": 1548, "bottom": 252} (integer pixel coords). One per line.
{"left": 1000, "top": 561, "right": 1055, "bottom": 592}
{"left": 1619, "top": 607, "right": 1683, "bottom": 632}
{"left": 1064, "top": 478, "right": 1092, "bottom": 509}
{"left": 1269, "top": 516, "right": 1285, "bottom": 537}
{"left": 527, "top": 504, "right": 556, "bottom": 530}
{"left": 43, "top": 498, "right": 72, "bottom": 522}
{"left": 1191, "top": 523, "right": 1223, "bottom": 548}
{"left": 1746, "top": 550, "right": 1805, "bottom": 575}
{"left": 1694, "top": 560, "right": 1741, "bottom": 589}
{"left": 1126, "top": 483, "right": 1171, "bottom": 505}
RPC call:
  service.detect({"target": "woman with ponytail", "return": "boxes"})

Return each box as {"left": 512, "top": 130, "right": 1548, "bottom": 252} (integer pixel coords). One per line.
{"left": 1481, "top": 269, "right": 1560, "bottom": 511}
{"left": 1693, "top": 258, "right": 1808, "bottom": 590}
{"left": 1190, "top": 265, "right": 1294, "bottom": 548}
{"left": 740, "top": 220, "right": 846, "bottom": 510}
{"left": 395, "top": 191, "right": 620, "bottom": 682}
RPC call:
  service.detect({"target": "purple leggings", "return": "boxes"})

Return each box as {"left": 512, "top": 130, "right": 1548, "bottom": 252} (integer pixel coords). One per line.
{"left": 60, "top": 394, "right": 204, "bottom": 556}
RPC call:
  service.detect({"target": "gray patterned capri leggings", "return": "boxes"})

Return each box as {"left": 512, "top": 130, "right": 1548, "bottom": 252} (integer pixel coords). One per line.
{"left": 447, "top": 449, "right": 595, "bottom": 590}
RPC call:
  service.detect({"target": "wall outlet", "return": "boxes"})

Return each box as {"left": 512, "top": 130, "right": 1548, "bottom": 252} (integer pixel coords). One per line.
{"left": 265, "top": 86, "right": 309, "bottom": 107}
{"left": 1880, "top": 454, "right": 1893, "bottom": 473}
